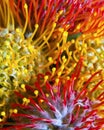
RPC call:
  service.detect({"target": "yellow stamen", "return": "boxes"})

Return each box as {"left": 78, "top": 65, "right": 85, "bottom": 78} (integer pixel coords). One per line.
{"left": 29, "top": 24, "right": 39, "bottom": 41}
{"left": 46, "top": 93, "right": 49, "bottom": 97}
{"left": 34, "top": 90, "right": 39, "bottom": 97}
{"left": 63, "top": 31, "right": 68, "bottom": 44}
{"left": 1, "top": 111, "right": 6, "bottom": 117}
{"left": 71, "top": 39, "right": 75, "bottom": 44}
{"left": 55, "top": 78, "right": 59, "bottom": 85}
{"left": 23, "top": 3, "right": 28, "bottom": 34}
{"left": 76, "top": 24, "right": 81, "bottom": 30}
{"left": 23, "top": 97, "right": 30, "bottom": 105}
{"left": 13, "top": 109, "right": 18, "bottom": 114}
{"left": 62, "top": 56, "right": 67, "bottom": 63}
{"left": 40, "top": 99, "right": 44, "bottom": 103}
{"left": 21, "top": 84, "right": 26, "bottom": 92}
{"left": 48, "top": 57, "right": 53, "bottom": 63}
{"left": 44, "top": 75, "right": 49, "bottom": 82}
{"left": 52, "top": 67, "right": 56, "bottom": 76}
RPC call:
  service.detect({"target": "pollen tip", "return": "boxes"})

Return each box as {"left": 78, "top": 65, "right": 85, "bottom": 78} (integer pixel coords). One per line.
{"left": 34, "top": 90, "right": 39, "bottom": 97}
{"left": 24, "top": 3, "right": 28, "bottom": 9}
{"left": 44, "top": 75, "right": 49, "bottom": 81}
{"left": 63, "top": 31, "right": 68, "bottom": 37}
{"left": 1, "top": 111, "right": 6, "bottom": 117}
{"left": 35, "top": 24, "right": 39, "bottom": 29}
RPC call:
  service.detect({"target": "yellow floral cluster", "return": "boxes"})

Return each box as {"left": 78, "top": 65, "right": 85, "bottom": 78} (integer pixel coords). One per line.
{"left": 0, "top": 0, "right": 73, "bottom": 111}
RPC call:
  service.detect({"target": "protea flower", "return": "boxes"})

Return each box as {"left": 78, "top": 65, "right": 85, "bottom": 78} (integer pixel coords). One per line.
{"left": 0, "top": 0, "right": 104, "bottom": 90}
{"left": 0, "top": 0, "right": 104, "bottom": 127}
{"left": 0, "top": 58, "right": 104, "bottom": 130}
{"left": 0, "top": 0, "right": 65, "bottom": 109}
{"left": 0, "top": 0, "right": 68, "bottom": 116}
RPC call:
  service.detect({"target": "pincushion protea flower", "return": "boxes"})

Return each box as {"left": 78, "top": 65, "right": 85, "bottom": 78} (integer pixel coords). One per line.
{"left": 0, "top": 0, "right": 56, "bottom": 111}
{"left": 1, "top": 58, "right": 104, "bottom": 130}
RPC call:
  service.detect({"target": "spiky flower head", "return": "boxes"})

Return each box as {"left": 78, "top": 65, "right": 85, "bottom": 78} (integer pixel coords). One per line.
{"left": 0, "top": 0, "right": 104, "bottom": 95}
{"left": 0, "top": 0, "right": 104, "bottom": 128}
{"left": 0, "top": 0, "right": 70, "bottom": 109}
{"left": 1, "top": 58, "right": 104, "bottom": 130}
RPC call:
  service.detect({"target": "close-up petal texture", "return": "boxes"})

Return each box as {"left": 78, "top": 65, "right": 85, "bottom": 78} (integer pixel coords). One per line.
{"left": 0, "top": 0, "right": 104, "bottom": 129}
